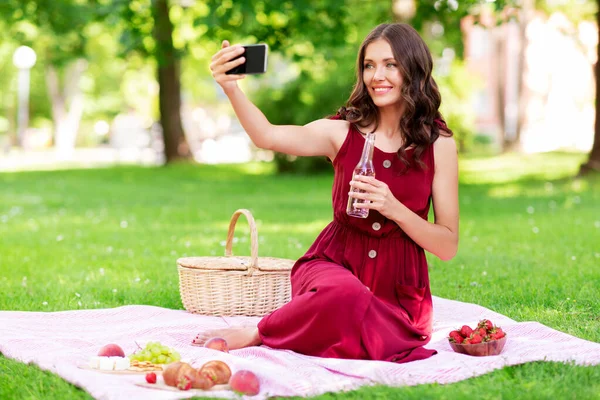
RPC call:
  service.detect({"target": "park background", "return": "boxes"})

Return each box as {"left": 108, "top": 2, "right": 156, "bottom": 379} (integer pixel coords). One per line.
{"left": 0, "top": 0, "right": 599, "bottom": 399}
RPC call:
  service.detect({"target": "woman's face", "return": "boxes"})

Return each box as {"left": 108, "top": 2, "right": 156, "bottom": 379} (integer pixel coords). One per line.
{"left": 362, "top": 39, "right": 404, "bottom": 109}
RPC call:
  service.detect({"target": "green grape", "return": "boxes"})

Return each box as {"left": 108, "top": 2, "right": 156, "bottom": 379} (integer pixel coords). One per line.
{"left": 150, "top": 347, "right": 161, "bottom": 357}
{"left": 132, "top": 341, "right": 182, "bottom": 364}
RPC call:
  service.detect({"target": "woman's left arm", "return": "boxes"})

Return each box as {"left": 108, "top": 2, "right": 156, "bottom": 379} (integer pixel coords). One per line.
{"left": 350, "top": 136, "right": 459, "bottom": 260}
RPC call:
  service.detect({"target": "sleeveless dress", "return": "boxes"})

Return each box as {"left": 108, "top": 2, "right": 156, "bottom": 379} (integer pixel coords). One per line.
{"left": 257, "top": 123, "right": 437, "bottom": 363}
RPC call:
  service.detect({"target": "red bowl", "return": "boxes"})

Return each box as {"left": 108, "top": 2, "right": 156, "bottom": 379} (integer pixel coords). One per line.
{"left": 449, "top": 335, "right": 507, "bottom": 356}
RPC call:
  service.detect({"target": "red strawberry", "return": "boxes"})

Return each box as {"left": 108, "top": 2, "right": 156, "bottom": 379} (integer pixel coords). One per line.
{"left": 460, "top": 325, "right": 473, "bottom": 338}
{"left": 463, "top": 338, "right": 472, "bottom": 345}
{"left": 449, "top": 332, "right": 464, "bottom": 344}
{"left": 477, "top": 327, "right": 487, "bottom": 337}
{"left": 448, "top": 329, "right": 463, "bottom": 338}
{"left": 478, "top": 319, "right": 494, "bottom": 331}
{"left": 177, "top": 375, "right": 192, "bottom": 391}
{"left": 490, "top": 327, "right": 505, "bottom": 340}
{"left": 469, "top": 334, "right": 483, "bottom": 344}
{"left": 448, "top": 330, "right": 464, "bottom": 341}
{"left": 145, "top": 372, "right": 157, "bottom": 384}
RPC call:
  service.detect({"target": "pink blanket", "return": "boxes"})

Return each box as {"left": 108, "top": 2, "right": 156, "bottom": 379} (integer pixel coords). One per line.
{"left": 1, "top": 296, "right": 599, "bottom": 399}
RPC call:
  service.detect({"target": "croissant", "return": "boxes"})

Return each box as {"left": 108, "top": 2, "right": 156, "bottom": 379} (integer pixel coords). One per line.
{"left": 162, "top": 361, "right": 214, "bottom": 390}
{"left": 199, "top": 360, "right": 232, "bottom": 385}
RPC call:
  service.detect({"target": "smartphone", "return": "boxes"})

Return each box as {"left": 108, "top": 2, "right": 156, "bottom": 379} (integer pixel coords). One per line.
{"left": 225, "top": 44, "right": 268, "bottom": 75}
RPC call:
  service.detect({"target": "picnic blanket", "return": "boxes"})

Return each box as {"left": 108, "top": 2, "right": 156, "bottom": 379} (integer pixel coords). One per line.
{"left": 1, "top": 296, "right": 599, "bottom": 400}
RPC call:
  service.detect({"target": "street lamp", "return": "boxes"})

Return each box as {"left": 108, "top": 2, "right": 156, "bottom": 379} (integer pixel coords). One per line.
{"left": 393, "top": 0, "right": 416, "bottom": 21}
{"left": 12, "top": 46, "right": 37, "bottom": 148}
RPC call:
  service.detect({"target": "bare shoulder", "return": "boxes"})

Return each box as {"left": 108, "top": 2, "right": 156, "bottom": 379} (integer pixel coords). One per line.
{"left": 305, "top": 118, "right": 351, "bottom": 153}
{"left": 433, "top": 135, "right": 458, "bottom": 165}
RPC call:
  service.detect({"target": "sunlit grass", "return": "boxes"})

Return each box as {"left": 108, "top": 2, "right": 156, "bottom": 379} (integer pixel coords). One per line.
{"left": 0, "top": 153, "right": 599, "bottom": 399}
{"left": 459, "top": 151, "right": 587, "bottom": 184}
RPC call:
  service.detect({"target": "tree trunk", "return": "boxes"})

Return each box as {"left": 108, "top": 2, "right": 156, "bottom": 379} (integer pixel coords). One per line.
{"left": 514, "top": 0, "right": 534, "bottom": 153}
{"left": 152, "top": 0, "right": 191, "bottom": 163}
{"left": 46, "top": 59, "right": 87, "bottom": 159}
{"left": 494, "top": 26, "right": 508, "bottom": 151}
{"left": 579, "top": 4, "right": 600, "bottom": 175}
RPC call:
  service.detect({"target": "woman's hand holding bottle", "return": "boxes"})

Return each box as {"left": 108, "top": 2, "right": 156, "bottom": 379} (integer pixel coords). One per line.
{"left": 349, "top": 175, "right": 405, "bottom": 220}
{"left": 209, "top": 40, "right": 246, "bottom": 94}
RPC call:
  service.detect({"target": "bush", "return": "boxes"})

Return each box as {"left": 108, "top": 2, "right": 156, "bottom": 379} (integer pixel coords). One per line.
{"left": 254, "top": 67, "right": 354, "bottom": 174}
{"left": 436, "top": 60, "right": 480, "bottom": 152}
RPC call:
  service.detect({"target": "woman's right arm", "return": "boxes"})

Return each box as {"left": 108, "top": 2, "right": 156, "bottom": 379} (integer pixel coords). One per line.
{"left": 211, "top": 41, "right": 344, "bottom": 160}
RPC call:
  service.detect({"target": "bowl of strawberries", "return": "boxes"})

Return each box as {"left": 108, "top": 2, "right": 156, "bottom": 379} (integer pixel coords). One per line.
{"left": 448, "top": 319, "right": 507, "bottom": 356}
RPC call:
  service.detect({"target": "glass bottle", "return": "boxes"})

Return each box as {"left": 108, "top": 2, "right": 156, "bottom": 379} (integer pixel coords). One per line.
{"left": 346, "top": 132, "right": 376, "bottom": 218}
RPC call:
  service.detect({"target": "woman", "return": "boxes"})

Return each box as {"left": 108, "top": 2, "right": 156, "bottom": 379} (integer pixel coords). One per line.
{"left": 194, "top": 23, "right": 459, "bottom": 363}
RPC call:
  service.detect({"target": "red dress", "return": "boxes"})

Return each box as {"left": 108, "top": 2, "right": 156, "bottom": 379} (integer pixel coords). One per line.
{"left": 257, "top": 123, "right": 437, "bottom": 363}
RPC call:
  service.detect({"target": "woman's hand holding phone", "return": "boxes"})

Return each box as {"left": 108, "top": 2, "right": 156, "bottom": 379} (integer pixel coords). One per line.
{"left": 209, "top": 40, "right": 246, "bottom": 93}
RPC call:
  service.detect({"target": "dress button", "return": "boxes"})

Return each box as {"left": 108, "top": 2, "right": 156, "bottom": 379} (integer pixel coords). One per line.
{"left": 372, "top": 222, "right": 381, "bottom": 231}
{"left": 383, "top": 160, "right": 392, "bottom": 168}
{"left": 420, "top": 335, "right": 428, "bottom": 341}
{"left": 368, "top": 250, "right": 377, "bottom": 258}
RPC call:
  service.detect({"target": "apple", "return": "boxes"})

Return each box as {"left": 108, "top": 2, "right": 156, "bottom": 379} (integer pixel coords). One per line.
{"left": 204, "top": 337, "right": 229, "bottom": 353}
{"left": 229, "top": 370, "right": 260, "bottom": 396}
{"left": 97, "top": 343, "right": 125, "bottom": 357}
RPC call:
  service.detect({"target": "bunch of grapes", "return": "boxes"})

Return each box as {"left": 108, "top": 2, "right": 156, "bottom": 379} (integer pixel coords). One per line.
{"left": 130, "top": 341, "right": 181, "bottom": 365}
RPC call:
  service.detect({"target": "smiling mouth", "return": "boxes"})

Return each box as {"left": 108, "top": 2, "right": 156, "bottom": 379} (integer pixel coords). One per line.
{"left": 373, "top": 87, "right": 392, "bottom": 94}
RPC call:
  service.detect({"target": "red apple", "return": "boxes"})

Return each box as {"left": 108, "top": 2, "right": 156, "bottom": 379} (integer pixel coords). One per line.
{"left": 204, "top": 337, "right": 229, "bottom": 353}
{"left": 229, "top": 370, "right": 260, "bottom": 396}
{"left": 97, "top": 343, "right": 125, "bottom": 357}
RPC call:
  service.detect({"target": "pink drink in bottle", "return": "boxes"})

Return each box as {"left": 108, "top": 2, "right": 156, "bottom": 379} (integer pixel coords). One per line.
{"left": 347, "top": 132, "right": 375, "bottom": 218}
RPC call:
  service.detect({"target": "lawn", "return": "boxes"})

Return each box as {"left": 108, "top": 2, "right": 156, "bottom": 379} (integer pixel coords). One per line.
{"left": 0, "top": 151, "right": 599, "bottom": 399}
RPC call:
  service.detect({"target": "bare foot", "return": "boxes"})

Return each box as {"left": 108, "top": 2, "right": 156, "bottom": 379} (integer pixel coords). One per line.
{"left": 192, "top": 327, "right": 261, "bottom": 350}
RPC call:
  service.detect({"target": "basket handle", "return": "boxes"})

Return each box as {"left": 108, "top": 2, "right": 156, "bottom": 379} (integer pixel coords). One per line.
{"left": 225, "top": 209, "right": 259, "bottom": 272}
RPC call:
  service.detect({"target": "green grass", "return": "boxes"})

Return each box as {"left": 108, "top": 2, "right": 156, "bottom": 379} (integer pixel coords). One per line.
{"left": 1, "top": 152, "right": 599, "bottom": 399}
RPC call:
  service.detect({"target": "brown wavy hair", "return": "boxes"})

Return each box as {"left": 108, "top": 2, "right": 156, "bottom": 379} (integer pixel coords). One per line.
{"left": 336, "top": 23, "right": 453, "bottom": 169}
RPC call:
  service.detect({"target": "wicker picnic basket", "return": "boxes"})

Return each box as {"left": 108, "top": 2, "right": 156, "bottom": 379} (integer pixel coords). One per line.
{"left": 177, "top": 209, "right": 294, "bottom": 317}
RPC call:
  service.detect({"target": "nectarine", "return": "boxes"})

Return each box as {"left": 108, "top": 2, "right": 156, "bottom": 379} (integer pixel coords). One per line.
{"left": 97, "top": 343, "right": 125, "bottom": 357}
{"left": 229, "top": 370, "right": 260, "bottom": 396}
{"left": 204, "top": 337, "right": 229, "bottom": 353}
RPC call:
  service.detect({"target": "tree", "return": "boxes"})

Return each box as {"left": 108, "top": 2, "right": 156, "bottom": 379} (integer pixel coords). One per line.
{"left": 152, "top": 0, "right": 190, "bottom": 161}
{"left": 409, "top": 0, "right": 599, "bottom": 164}
{"left": 579, "top": 0, "right": 600, "bottom": 175}
{"left": 105, "top": 0, "right": 190, "bottom": 162}
{"left": 400, "top": 0, "right": 518, "bottom": 152}
{"left": 0, "top": 0, "right": 96, "bottom": 156}
{"left": 108, "top": 0, "right": 353, "bottom": 164}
